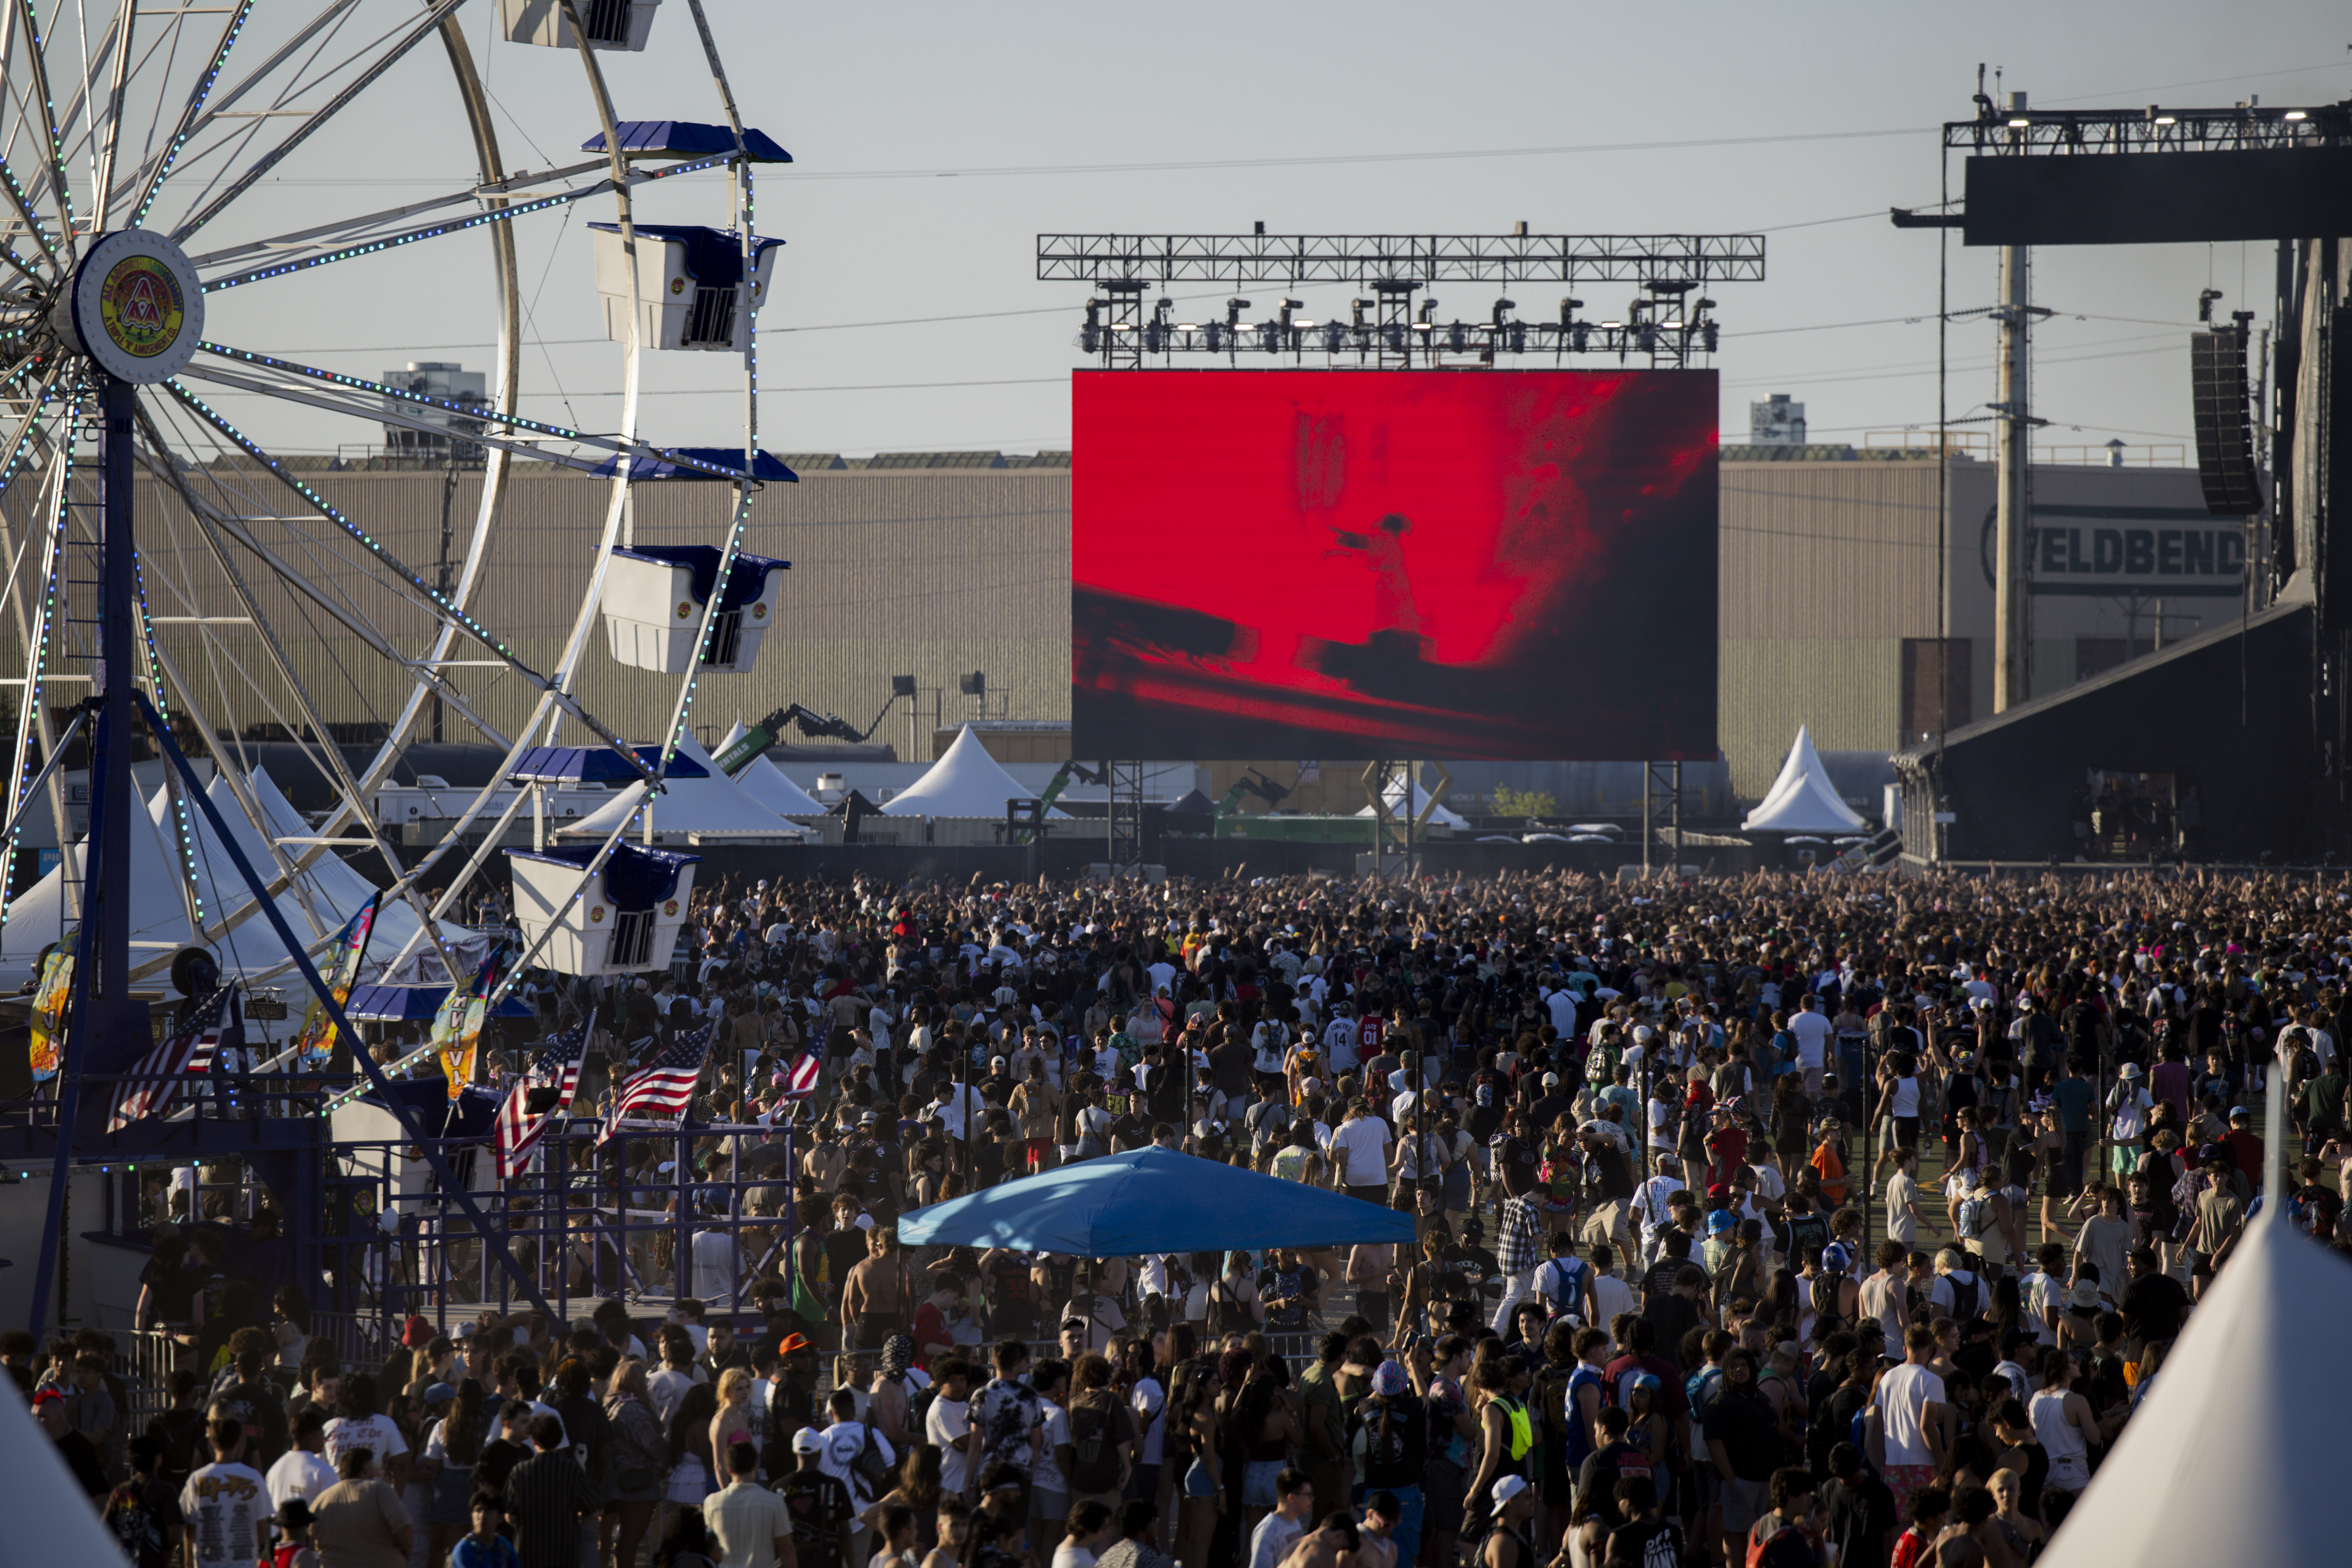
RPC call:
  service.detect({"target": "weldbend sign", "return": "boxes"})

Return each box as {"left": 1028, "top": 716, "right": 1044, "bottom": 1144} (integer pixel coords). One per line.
{"left": 1980, "top": 503, "right": 2245, "bottom": 598}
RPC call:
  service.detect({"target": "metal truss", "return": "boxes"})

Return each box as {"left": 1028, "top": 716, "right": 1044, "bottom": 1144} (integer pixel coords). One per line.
{"left": 1078, "top": 291, "right": 1720, "bottom": 370}
{"left": 1947, "top": 102, "right": 2351, "bottom": 155}
{"left": 1106, "top": 760, "right": 1145, "bottom": 872}
{"left": 1038, "top": 232, "right": 1765, "bottom": 286}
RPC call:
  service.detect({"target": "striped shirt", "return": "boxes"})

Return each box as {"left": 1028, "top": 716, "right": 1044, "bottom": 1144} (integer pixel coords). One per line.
{"left": 501, "top": 1450, "right": 599, "bottom": 1568}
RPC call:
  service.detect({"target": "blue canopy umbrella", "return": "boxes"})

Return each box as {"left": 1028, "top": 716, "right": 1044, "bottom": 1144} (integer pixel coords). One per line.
{"left": 895, "top": 1146, "right": 1416, "bottom": 1255}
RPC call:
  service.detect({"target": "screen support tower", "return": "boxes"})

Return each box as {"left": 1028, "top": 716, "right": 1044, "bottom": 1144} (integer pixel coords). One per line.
{"left": 1104, "top": 760, "right": 1146, "bottom": 875}
{"left": 1642, "top": 761, "right": 1683, "bottom": 877}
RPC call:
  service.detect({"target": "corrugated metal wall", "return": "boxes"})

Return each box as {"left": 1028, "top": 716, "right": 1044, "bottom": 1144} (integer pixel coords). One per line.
{"left": 1716, "top": 460, "right": 1945, "bottom": 803}
{"left": 0, "top": 465, "right": 1070, "bottom": 760}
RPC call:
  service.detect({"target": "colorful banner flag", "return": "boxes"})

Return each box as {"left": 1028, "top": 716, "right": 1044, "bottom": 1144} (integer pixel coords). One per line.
{"left": 432, "top": 948, "right": 505, "bottom": 1099}
{"left": 28, "top": 941, "right": 72, "bottom": 1082}
{"left": 291, "top": 895, "right": 378, "bottom": 1069}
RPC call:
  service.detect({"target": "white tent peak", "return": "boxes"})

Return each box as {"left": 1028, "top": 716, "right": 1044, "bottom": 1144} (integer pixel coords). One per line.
{"left": 883, "top": 724, "right": 1069, "bottom": 817}
{"left": 712, "top": 720, "right": 825, "bottom": 814}
{"left": 1740, "top": 725, "right": 1866, "bottom": 833}
{"left": 735, "top": 755, "right": 826, "bottom": 816}
{"left": 1355, "top": 781, "right": 1468, "bottom": 829}
{"left": 560, "top": 731, "right": 803, "bottom": 840}
{"left": 2038, "top": 1212, "right": 2352, "bottom": 1568}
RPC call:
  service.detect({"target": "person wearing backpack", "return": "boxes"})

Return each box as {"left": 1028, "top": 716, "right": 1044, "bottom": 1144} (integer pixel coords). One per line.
{"left": 1063, "top": 1353, "right": 1136, "bottom": 1516}
{"left": 1741, "top": 1467, "right": 1824, "bottom": 1568}
{"left": 1528, "top": 1234, "right": 1593, "bottom": 1329}
{"left": 1352, "top": 1364, "right": 1427, "bottom": 1567}
{"left": 1207, "top": 1253, "right": 1265, "bottom": 1336}
{"left": 1526, "top": 1323, "right": 1588, "bottom": 1548}
{"left": 1927, "top": 1249, "right": 1984, "bottom": 1323}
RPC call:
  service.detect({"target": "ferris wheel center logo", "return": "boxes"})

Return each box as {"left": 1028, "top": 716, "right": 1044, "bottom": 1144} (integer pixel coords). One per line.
{"left": 98, "top": 255, "right": 187, "bottom": 358}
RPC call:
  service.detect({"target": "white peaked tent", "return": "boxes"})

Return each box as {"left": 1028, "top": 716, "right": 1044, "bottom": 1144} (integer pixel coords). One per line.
{"left": 736, "top": 756, "right": 826, "bottom": 816}
{"left": 716, "top": 720, "right": 826, "bottom": 815}
{"left": 1740, "top": 725, "right": 1867, "bottom": 833}
{"left": 2039, "top": 1210, "right": 2352, "bottom": 1568}
{"left": 883, "top": 724, "right": 1069, "bottom": 817}
{"left": 220, "top": 770, "right": 480, "bottom": 983}
{"left": 559, "top": 731, "right": 803, "bottom": 840}
{"left": 1357, "top": 780, "right": 1469, "bottom": 829}
{"left": 0, "top": 766, "right": 471, "bottom": 987}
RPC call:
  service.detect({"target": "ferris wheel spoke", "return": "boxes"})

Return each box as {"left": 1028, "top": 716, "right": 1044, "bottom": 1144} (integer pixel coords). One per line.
{"left": 159, "top": 376, "right": 659, "bottom": 783}
{"left": 166, "top": 0, "right": 464, "bottom": 244}
{"left": 84, "top": 0, "right": 136, "bottom": 227}
{"left": 195, "top": 151, "right": 728, "bottom": 291}
{"left": 185, "top": 343, "right": 768, "bottom": 481}
{"left": 128, "top": 404, "right": 463, "bottom": 979}
{"left": 0, "top": 147, "right": 62, "bottom": 275}
{"left": 112, "top": 0, "right": 251, "bottom": 229}
{"left": 12, "top": 0, "right": 80, "bottom": 259}
{"left": 130, "top": 422, "right": 513, "bottom": 756}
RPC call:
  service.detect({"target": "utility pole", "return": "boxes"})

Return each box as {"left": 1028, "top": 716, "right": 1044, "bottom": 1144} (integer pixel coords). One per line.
{"left": 1992, "top": 89, "right": 2038, "bottom": 712}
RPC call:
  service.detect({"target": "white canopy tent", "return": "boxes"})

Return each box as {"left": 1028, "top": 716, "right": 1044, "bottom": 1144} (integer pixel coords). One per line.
{"left": 715, "top": 721, "right": 826, "bottom": 815}
{"left": 882, "top": 724, "right": 1069, "bottom": 818}
{"left": 1740, "top": 725, "right": 1867, "bottom": 833}
{"left": 1356, "top": 781, "right": 1469, "bottom": 830}
{"left": 735, "top": 756, "right": 827, "bottom": 816}
{"left": 2039, "top": 1210, "right": 2352, "bottom": 1568}
{"left": 559, "top": 731, "right": 804, "bottom": 842}
{"left": 0, "top": 767, "right": 470, "bottom": 988}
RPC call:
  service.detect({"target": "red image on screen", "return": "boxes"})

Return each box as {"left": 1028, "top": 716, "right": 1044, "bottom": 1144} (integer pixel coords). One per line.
{"left": 1072, "top": 369, "right": 1718, "bottom": 760}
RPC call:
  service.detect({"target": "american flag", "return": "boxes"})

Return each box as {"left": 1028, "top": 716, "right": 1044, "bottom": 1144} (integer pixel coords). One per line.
{"left": 596, "top": 1022, "right": 715, "bottom": 1145}
{"left": 495, "top": 1023, "right": 589, "bottom": 1180}
{"left": 110, "top": 987, "right": 233, "bottom": 1132}
{"left": 780, "top": 1049, "right": 821, "bottom": 1101}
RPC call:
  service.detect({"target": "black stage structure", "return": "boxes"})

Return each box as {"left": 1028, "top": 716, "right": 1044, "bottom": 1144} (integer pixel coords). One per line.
{"left": 1893, "top": 96, "right": 2352, "bottom": 862}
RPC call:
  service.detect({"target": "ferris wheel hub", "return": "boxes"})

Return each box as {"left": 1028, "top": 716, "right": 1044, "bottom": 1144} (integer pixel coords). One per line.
{"left": 48, "top": 229, "right": 205, "bottom": 384}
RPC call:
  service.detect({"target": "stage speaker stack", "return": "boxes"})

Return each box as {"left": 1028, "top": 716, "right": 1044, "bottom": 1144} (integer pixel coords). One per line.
{"left": 2191, "top": 326, "right": 2265, "bottom": 517}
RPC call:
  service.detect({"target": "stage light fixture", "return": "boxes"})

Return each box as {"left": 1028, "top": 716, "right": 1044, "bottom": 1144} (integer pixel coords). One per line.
{"left": 2285, "top": 110, "right": 2308, "bottom": 121}
{"left": 2007, "top": 117, "right": 2029, "bottom": 127}
{"left": 2154, "top": 115, "right": 2177, "bottom": 126}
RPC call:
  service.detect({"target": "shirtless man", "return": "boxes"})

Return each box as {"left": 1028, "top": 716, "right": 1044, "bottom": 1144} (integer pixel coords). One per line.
{"left": 1275, "top": 1511, "right": 1362, "bottom": 1568}
{"left": 843, "top": 1226, "right": 916, "bottom": 1353}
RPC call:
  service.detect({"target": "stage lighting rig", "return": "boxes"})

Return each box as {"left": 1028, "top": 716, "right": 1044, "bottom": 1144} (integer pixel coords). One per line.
{"left": 1042, "top": 230, "right": 1763, "bottom": 368}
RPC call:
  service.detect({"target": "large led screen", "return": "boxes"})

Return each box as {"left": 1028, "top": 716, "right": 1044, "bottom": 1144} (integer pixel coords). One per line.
{"left": 1072, "top": 370, "right": 1718, "bottom": 760}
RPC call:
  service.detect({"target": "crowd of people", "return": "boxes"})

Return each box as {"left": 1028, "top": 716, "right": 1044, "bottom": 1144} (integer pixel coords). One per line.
{"left": 57, "top": 865, "right": 2352, "bottom": 1568}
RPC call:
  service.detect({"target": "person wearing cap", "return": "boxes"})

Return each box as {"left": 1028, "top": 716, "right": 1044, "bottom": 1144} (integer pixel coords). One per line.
{"left": 2222, "top": 1105, "right": 2265, "bottom": 1192}
{"left": 777, "top": 1425, "right": 856, "bottom": 1568}
{"left": 1478, "top": 1474, "right": 1537, "bottom": 1568}
{"left": 2104, "top": 1063, "right": 2155, "bottom": 1181}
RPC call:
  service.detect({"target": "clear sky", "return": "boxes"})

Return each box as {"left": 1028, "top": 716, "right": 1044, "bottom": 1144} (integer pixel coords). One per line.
{"left": 111, "top": 1, "right": 2352, "bottom": 459}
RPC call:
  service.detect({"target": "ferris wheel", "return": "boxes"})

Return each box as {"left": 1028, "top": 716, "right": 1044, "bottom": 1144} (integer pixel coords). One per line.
{"left": 0, "top": 0, "right": 792, "bottom": 1023}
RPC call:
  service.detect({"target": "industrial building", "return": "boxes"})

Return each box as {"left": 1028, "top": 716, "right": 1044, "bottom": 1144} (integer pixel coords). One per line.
{"left": 17, "top": 436, "right": 2233, "bottom": 827}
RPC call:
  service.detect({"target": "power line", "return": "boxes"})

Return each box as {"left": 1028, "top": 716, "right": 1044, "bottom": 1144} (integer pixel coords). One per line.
{"left": 784, "top": 125, "right": 1938, "bottom": 182}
